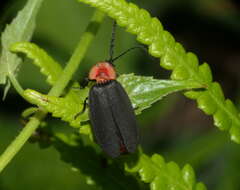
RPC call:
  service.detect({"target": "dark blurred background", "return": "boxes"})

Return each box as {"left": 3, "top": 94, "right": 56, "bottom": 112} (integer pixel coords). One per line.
{"left": 0, "top": 0, "right": 240, "bottom": 189}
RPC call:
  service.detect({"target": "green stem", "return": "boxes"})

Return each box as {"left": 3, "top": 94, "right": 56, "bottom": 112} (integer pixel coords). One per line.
{"left": 0, "top": 10, "right": 105, "bottom": 173}
{"left": 49, "top": 10, "right": 104, "bottom": 96}
{"left": 0, "top": 111, "right": 46, "bottom": 172}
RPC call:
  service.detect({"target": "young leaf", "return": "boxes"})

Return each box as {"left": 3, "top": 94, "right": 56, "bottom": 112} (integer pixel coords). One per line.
{"left": 77, "top": 0, "right": 240, "bottom": 143}
{"left": 0, "top": 0, "right": 44, "bottom": 98}
{"left": 10, "top": 42, "right": 63, "bottom": 85}
{"left": 23, "top": 74, "right": 202, "bottom": 128}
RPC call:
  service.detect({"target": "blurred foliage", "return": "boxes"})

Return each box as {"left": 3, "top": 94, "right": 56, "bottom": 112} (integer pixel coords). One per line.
{"left": 0, "top": 117, "right": 97, "bottom": 190}
{"left": 0, "top": 0, "right": 240, "bottom": 189}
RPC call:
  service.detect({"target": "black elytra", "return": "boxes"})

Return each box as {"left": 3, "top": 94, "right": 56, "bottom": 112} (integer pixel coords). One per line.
{"left": 89, "top": 80, "right": 139, "bottom": 158}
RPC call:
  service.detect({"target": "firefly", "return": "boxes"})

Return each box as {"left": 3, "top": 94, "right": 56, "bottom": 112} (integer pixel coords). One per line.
{"left": 81, "top": 21, "right": 140, "bottom": 158}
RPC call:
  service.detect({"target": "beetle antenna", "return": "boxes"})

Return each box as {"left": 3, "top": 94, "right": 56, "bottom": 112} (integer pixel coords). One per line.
{"left": 107, "top": 21, "right": 153, "bottom": 64}
{"left": 111, "top": 45, "right": 149, "bottom": 63}
{"left": 107, "top": 21, "right": 117, "bottom": 64}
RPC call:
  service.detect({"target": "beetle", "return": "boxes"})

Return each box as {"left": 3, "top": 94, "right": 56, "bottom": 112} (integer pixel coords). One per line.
{"left": 81, "top": 21, "right": 140, "bottom": 158}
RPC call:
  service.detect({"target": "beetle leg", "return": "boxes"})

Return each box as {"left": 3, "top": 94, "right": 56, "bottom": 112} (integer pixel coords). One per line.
{"left": 74, "top": 97, "right": 89, "bottom": 119}
{"left": 80, "top": 77, "right": 89, "bottom": 89}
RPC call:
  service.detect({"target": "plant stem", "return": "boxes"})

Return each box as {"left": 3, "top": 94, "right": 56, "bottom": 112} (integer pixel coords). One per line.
{"left": 0, "top": 10, "right": 105, "bottom": 173}
{"left": 0, "top": 111, "right": 46, "bottom": 172}
{"left": 49, "top": 10, "right": 104, "bottom": 96}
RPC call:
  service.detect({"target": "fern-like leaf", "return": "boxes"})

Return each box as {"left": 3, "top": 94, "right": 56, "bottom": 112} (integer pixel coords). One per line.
{"left": 0, "top": 0, "right": 44, "bottom": 98}
{"left": 10, "top": 42, "right": 63, "bottom": 85}
{"left": 126, "top": 153, "right": 207, "bottom": 190}
{"left": 53, "top": 133, "right": 206, "bottom": 190}
{"left": 23, "top": 74, "right": 201, "bottom": 128}
{"left": 77, "top": 0, "right": 240, "bottom": 143}
{"left": 23, "top": 85, "right": 89, "bottom": 128}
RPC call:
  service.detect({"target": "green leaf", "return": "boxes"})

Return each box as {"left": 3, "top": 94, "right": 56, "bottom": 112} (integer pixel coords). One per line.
{"left": 10, "top": 42, "right": 63, "bottom": 85}
{"left": 126, "top": 153, "right": 206, "bottom": 190}
{"left": 77, "top": 0, "right": 240, "bottom": 143}
{"left": 23, "top": 84, "right": 89, "bottom": 128}
{"left": 78, "top": 124, "right": 93, "bottom": 140}
{"left": 198, "top": 63, "right": 212, "bottom": 84}
{"left": 53, "top": 133, "right": 140, "bottom": 190}
{"left": 0, "top": 0, "right": 44, "bottom": 98}
{"left": 23, "top": 74, "right": 202, "bottom": 128}
{"left": 53, "top": 132, "right": 205, "bottom": 190}
{"left": 118, "top": 74, "right": 202, "bottom": 114}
